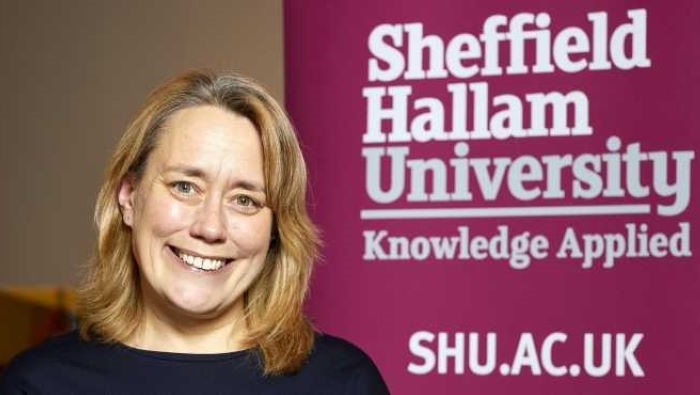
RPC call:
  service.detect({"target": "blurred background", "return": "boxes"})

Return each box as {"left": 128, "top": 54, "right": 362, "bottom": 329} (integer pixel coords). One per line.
{"left": 0, "top": 0, "right": 283, "bottom": 372}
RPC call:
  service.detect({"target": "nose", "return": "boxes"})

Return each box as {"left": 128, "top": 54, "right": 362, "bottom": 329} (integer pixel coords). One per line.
{"left": 190, "top": 197, "right": 227, "bottom": 243}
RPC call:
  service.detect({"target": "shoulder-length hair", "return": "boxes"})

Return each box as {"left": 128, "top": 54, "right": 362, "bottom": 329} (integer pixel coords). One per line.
{"left": 77, "top": 71, "right": 319, "bottom": 375}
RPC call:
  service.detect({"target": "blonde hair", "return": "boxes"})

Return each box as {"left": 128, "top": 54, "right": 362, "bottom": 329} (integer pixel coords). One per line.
{"left": 77, "top": 71, "right": 319, "bottom": 375}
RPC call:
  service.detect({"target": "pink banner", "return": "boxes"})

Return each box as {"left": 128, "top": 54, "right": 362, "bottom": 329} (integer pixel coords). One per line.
{"left": 285, "top": 1, "right": 699, "bottom": 393}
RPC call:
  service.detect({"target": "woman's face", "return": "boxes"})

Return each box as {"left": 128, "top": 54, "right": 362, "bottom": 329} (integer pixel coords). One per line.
{"left": 118, "top": 105, "right": 273, "bottom": 322}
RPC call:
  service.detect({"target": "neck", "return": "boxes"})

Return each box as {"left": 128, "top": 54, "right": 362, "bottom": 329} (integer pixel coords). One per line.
{"left": 125, "top": 292, "right": 249, "bottom": 354}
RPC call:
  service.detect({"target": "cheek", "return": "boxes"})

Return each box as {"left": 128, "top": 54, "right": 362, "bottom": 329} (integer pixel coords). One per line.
{"left": 227, "top": 212, "right": 273, "bottom": 254}
{"left": 139, "top": 193, "right": 193, "bottom": 238}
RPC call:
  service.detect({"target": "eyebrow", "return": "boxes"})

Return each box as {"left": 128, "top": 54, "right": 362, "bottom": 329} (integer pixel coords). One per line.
{"left": 163, "top": 164, "right": 266, "bottom": 193}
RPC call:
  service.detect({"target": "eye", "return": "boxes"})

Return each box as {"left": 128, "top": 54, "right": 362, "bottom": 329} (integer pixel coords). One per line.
{"left": 171, "top": 181, "right": 196, "bottom": 195}
{"left": 231, "top": 194, "right": 265, "bottom": 214}
{"left": 235, "top": 194, "right": 256, "bottom": 207}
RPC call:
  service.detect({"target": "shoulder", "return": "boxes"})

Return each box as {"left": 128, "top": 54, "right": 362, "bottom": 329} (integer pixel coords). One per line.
{"left": 0, "top": 330, "right": 94, "bottom": 393}
{"left": 2, "top": 330, "right": 84, "bottom": 371}
{"left": 299, "top": 333, "right": 389, "bottom": 394}
{"left": 309, "top": 333, "right": 374, "bottom": 367}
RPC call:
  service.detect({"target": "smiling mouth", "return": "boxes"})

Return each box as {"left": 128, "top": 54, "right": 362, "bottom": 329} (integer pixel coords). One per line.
{"left": 169, "top": 246, "right": 233, "bottom": 272}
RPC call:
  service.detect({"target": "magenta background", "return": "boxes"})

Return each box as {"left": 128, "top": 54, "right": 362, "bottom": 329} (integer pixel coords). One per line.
{"left": 285, "top": 1, "right": 700, "bottom": 393}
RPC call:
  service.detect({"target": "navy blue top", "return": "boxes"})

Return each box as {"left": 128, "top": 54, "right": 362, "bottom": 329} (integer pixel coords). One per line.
{"left": 0, "top": 330, "right": 389, "bottom": 394}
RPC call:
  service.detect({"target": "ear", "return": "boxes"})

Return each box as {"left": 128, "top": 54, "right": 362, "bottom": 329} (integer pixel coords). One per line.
{"left": 118, "top": 176, "right": 137, "bottom": 227}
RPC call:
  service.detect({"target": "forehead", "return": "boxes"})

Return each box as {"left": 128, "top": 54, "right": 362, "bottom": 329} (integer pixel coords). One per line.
{"left": 148, "top": 105, "right": 264, "bottom": 183}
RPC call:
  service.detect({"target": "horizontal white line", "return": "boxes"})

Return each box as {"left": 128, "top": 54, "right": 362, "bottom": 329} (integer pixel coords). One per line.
{"left": 360, "top": 204, "right": 651, "bottom": 220}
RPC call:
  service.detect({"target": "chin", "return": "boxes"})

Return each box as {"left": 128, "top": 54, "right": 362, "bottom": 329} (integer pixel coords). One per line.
{"left": 165, "top": 289, "right": 238, "bottom": 320}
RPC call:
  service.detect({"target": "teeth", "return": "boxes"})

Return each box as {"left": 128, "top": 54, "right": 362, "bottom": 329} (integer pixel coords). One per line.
{"left": 176, "top": 250, "right": 226, "bottom": 271}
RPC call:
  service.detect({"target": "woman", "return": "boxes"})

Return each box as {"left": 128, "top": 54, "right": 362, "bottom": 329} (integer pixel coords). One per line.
{"left": 0, "top": 71, "right": 389, "bottom": 394}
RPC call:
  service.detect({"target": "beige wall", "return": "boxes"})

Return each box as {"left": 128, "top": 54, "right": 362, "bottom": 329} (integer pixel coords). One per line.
{"left": 0, "top": 0, "right": 284, "bottom": 284}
